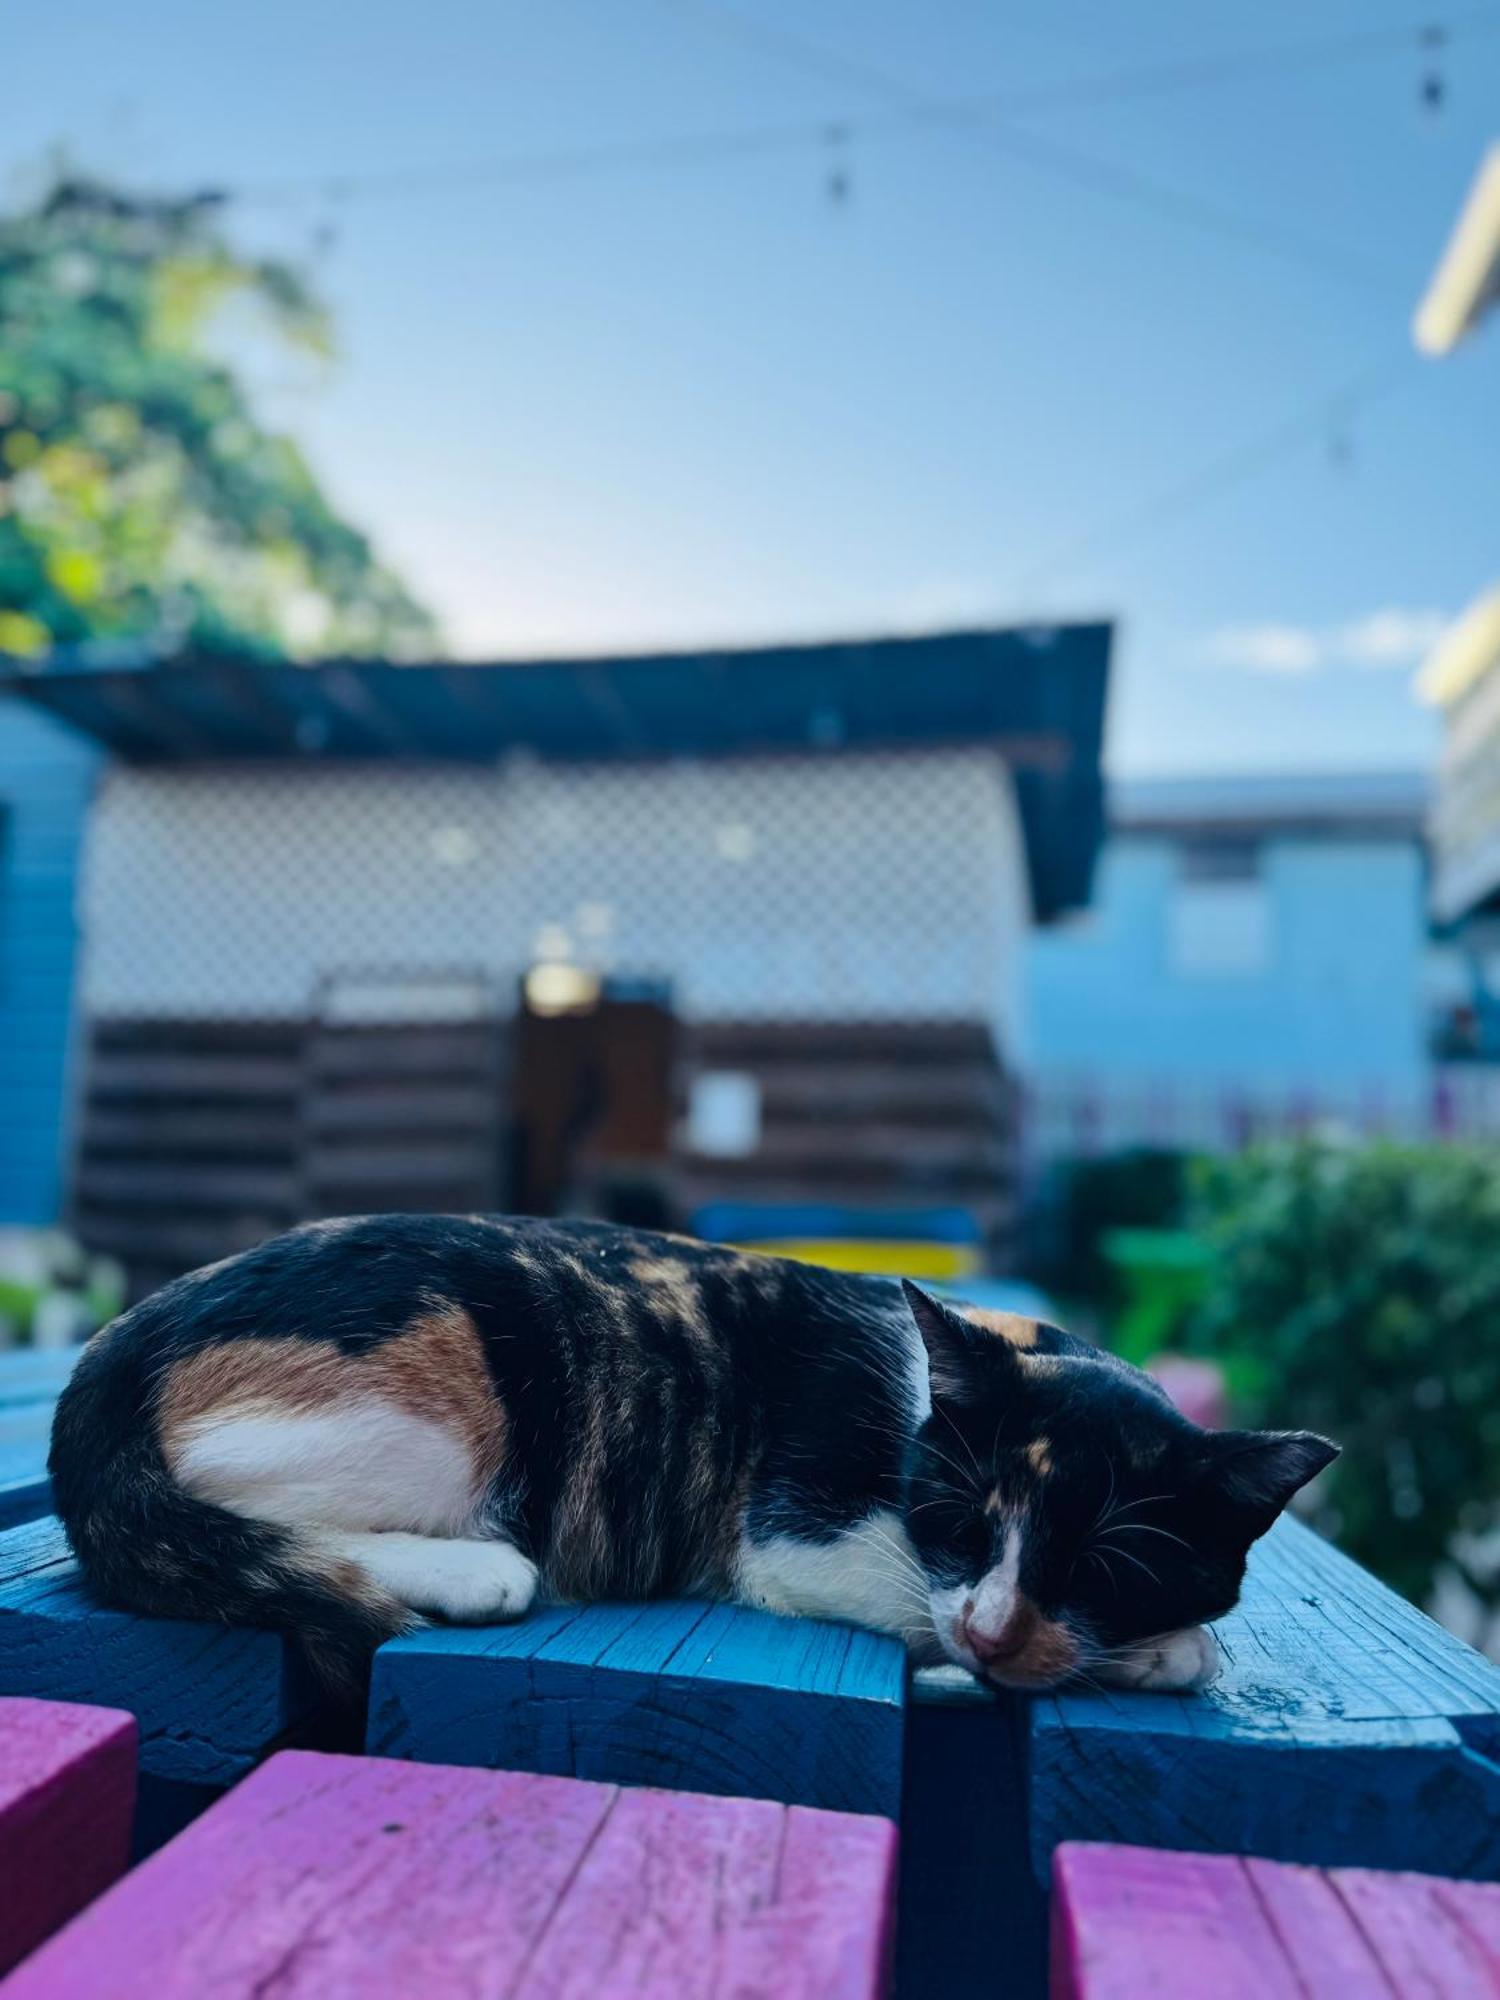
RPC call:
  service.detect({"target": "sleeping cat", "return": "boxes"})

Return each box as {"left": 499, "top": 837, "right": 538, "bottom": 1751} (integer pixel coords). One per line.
{"left": 48, "top": 1214, "right": 1336, "bottom": 1698}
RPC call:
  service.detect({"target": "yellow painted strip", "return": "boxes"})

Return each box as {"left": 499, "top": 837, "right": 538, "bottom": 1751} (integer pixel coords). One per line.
{"left": 729, "top": 1238, "right": 980, "bottom": 1279}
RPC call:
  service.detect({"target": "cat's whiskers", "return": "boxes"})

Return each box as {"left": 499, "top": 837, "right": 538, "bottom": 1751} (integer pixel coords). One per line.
{"left": 843, "top": 1555, "right": 933, "bottom": 1622}
{"left": 1087, "top": 1455, "right": 1120, "bottom": 1538}
{"left": 1098, "top": 1520, "right": 1192, "bottom": 1554}
{"left": 921, "top": 1444, "right": 987, "bottom": 1492}
{"left": 1083, "top": 1547, "right": 1119, "bottom": 1596}
{"left": 1094, "top": 1491, "right": 1173, "bottom": 1534}
{"left": 849, "top": 1533, "right": 931, "bottom": 1596}
{"left": 932, "top": 1401, "right": 984, "bottom": 1481}
{"left": 841, "top": 1527, "right": 935, "bottom": 1608}
{"left": 1092, "top": 1541, "right": 1162, "bottom": 1588}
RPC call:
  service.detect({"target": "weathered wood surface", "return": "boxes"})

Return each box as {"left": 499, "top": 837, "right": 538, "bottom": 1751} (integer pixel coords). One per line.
{"left": 369, "top": 1597, "right": 906, "bottom": 1818}
{"left": 0, "top": 1696, "right": 136, "bottom": 1975}
{"left": 0, "top": 1474, "right": 50, "bottom": 1532}
{"left": 0, "top": 1349, "right": 77, "bottom": 1528}
{"left": 1, "top": 1749, "right": 898, "bottom": 1998}
{"left": 0, "top": 1517, "right": 316, "bottom": 1797}
{"left": 0, "top": 1351, "right": 79, "bottom": 1408}
{"left": 1028, "top": 1515, "right": 1500, "bottom": 1880}
{"left": 1051, "top": 1841, "right": 1500, "bottom": 1998}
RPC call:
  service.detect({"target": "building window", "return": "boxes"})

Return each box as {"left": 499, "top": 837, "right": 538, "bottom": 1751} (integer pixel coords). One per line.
{"left": 1167, "top": 838, "right": 1270, "bottom": 978}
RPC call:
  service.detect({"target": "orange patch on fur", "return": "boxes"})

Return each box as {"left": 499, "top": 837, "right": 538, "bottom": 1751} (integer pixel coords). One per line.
{"left": 157, "top": 1299, "right": 508, "bottom": 1490}
{"left": 993, "top": 1597, "right": 1079, "bottom": 1684}
{"left": 1026, "top": 1438, "right": 1054, "bottom": 1477}
{"left": 960, "top": 1307, "right": 1040, "bottom": 1349}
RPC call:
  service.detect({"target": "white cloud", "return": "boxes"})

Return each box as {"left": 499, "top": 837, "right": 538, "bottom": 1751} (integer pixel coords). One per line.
{"left": 1206, "top": 608, "right": 1451, "bottom": 675}
{"left": 1206, "top": 623, "right": 1322, "bottom": 674}
{"left": 1336, "top": 608, "right": 1450, "bottom": 665}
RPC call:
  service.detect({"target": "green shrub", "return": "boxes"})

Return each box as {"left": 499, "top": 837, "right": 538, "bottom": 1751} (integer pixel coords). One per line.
{"left": 1183, "top": 1140, "right": 1500, "bottom": 1613}
{"left": 1027, "top": 1147, "right": 1189, "bottom": 1305}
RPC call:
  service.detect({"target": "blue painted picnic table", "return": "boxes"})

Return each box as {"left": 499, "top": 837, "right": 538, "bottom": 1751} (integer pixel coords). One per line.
{"left": 369, "top": 1595, "right": 906, "bottom": 1819}
{"left": 0, "top": 1515, "right": 323, "bottom": 1851}
{"left": 4, "top": 1339, "right": 1500, "bottom": 1999}
{"left": 899, "top": 1512, "right": 1500, "bottom": 1999}
{"left": 0, "top": 1348, "right": 77, "bottom": 1528}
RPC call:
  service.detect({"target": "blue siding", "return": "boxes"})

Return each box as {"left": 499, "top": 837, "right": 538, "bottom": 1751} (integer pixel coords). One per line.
{"left": 0, "top": 699, "right": 96, "bottom": 1224}
{"left": 1027, "top": 833, "right": 1426, "bottom": 1103}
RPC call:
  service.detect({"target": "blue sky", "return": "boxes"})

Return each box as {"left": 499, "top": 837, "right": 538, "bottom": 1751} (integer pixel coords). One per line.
{"left": 10, "top": 1, "right": 1500, "bottom": 775}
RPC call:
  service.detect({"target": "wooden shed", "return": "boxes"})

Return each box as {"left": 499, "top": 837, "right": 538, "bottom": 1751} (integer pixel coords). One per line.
{"left": 4, "top": 625, "right": 1110, "bottom": 1295}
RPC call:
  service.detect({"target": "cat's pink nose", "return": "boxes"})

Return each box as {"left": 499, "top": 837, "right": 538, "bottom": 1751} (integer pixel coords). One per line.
{"left": 960, "top": 1600, "right": 1029, "bottom": 1666}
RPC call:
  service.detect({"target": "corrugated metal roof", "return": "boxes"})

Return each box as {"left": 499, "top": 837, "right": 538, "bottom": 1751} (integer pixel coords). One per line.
{"left": 1, "top": 624, "right": 1111, "bottom": 920}
{"left": 1113, "top": 768, "right": 1428, "bottom": 839}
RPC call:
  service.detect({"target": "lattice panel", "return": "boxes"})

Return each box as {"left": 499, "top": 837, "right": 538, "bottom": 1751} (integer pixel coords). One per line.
{"left": 80, "top": 749, "right": 1027, "bottom": 1035}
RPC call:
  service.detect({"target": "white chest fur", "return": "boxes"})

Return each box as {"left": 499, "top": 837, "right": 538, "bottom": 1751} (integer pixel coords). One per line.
{"left": 734, "top": 1509, "right": 943, "bottom": 1660}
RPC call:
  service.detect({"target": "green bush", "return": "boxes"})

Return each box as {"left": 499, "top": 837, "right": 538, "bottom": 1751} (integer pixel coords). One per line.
{"left": 1182, "top": 1140, "right": 1500, "bottom": 1613}
{"left": 1027, "top": 1147, "right": 1189, "bottom": 1305}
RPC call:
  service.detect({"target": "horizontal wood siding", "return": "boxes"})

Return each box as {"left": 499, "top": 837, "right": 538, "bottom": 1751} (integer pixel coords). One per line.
{"left": 72, "top": 1015, "right": 509, "bottom": 1298}
{"left": 680, "top": 1020, "right": 1020, "bottom": 1253}
{"left": 301, "top": 1019, "right": 508, "bottom": 1219}
{"left": 0, "top": 702, "right": 95, "bottom": 1224}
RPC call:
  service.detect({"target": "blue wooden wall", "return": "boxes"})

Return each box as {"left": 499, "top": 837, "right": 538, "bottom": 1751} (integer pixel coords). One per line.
{"left": 0, "top": 699, "right": 96, "bottom": 1225}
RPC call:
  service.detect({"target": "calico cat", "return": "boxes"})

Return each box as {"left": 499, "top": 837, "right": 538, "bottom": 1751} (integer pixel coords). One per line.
{"left": 48, "top": 1214, "right": 1336, "bottom": 1697}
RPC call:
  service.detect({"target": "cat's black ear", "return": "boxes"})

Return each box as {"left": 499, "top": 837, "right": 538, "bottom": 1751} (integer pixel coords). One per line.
{"left": 1199, "top": 1429, "right": 1339, "bottom": 1541}
{"left": 901, "top": 1281, "right": 1004, "bottom": 1403}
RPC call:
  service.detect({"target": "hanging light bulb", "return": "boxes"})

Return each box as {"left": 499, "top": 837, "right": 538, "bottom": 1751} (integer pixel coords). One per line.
{"left": 1418, "top": 23, "right": 1447, "bottom": 114}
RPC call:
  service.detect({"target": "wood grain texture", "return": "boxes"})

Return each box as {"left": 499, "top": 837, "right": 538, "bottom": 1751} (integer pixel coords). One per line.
{"left": 2, "top": 1749, "right": 898, "bottom": 1999}
{"left": 0, "top": 1351, "right": 79, "bottom": 1410}
{"left": 1051, "top": 1842, "right": 1500, "bottom": 1998}
{"left": 0, "top": 1695, "right": 136, "bottom": 1974}
{"left": 0, "top": 1385, "right": 61, "bottom": 1530}
{"left": 369, "top": 1598, "right": 906, "bottom": 1818}
{"left": 1029, "top": 1516, "right": 1500, "bottom": 1881}
{"left": 0, "top": 1352, "right": 74, "bottom": 1526}
{"left": 0, "top": 1477, "right": 50, "bottom": 1532}
{"left": 0, "top": 1517, "right": 316, "bottom": 1790}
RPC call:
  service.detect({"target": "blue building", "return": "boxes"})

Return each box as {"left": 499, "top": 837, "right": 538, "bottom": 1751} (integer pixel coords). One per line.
{"left": 1025, "top": 772, "right": 1432, "bottom": 1154}
{"left": 0, "top": 699, "right": 96, "bottom": 1223}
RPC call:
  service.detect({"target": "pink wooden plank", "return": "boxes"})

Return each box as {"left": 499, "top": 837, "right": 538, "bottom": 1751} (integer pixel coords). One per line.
{"left": 0, "top": 1696, "right": 137, "bottom": 1976}
{"left": 1050, "top": 1843, "right": 1295, "bottom": 2000}
{"left": 1312, "top": 1863, "right": 1500, "bottom": 1992}
{"left": 0, "top": 1750, "right": 895, "bottom": 2000}
{"left": 1054, "top": 1843, "right": 1500, "bottom": 1999}
{"left": 520, "top": 1783, "right": 897, "bottom": 1999}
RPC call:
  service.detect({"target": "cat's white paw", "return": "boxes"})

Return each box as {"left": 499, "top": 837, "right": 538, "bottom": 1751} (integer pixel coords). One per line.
{"left": 1099, "top": 1624, "right": 1219, "bottom": 1693}
{"left": 420, "top": 1541, "right": 539, "bottom": 1624}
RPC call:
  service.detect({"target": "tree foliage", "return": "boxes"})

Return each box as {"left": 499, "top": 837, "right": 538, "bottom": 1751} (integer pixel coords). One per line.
{"left": 0, "top": 175, "right": 437, "bottom": 661}
{"left": 1184, "top": 1140, "right": 1500, "bottom": 1613}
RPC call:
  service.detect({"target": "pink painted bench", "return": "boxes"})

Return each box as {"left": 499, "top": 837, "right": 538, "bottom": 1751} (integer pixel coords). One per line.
{"left": 1, "top": 1749, "right": 897, "bottom": 1998}
{"left": 1052, "top": 1841, "right": 1500, "bottom": 1998}
{"left": 0, "top": 1697, "right": 136, "bottom": 1975}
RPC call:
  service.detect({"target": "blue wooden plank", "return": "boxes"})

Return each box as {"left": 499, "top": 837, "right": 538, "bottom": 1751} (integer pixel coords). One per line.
{"left": 0, "top": 1517, "right": 319, "bottom": 1808}
{"left": 0, "top": 1384, "right": 53, "bottom": 1520}
{"left": 1024, "top": 1516, "right": 1500, "bottom": 1881}
{"left": 368, "top": 1597, "right": 906, "bottom": 1817}
{"left": 0, "top": 1349, "right": 79, "bottom": 1408}
{"left": 0, "top": 1357, "right": 67, "bottom": 1526}
{"left": 0, "top": 1475, "right": 50, "bottom": 1529}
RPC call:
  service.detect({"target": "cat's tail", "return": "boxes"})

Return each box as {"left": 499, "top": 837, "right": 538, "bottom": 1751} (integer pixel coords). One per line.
{"left": 48, "top": 1331, "right": 409, "bottom": 1703}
